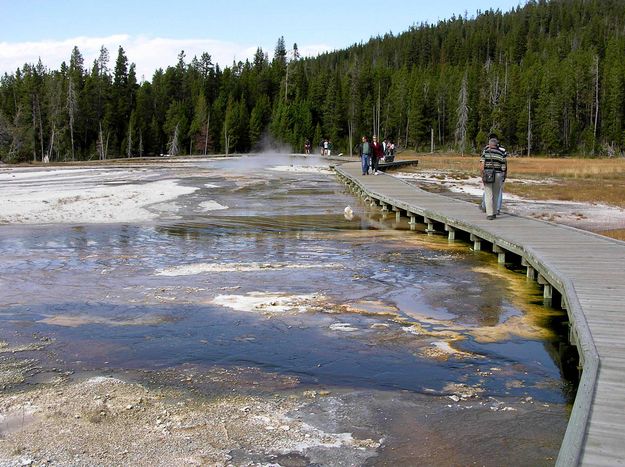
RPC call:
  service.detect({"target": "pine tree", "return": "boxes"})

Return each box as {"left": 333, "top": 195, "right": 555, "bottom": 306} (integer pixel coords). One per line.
{"left": 189, "top": 91, "right": 210, "bottom": 154}
{"left": 249, "top": 94, "right": 270, "bottom": 148}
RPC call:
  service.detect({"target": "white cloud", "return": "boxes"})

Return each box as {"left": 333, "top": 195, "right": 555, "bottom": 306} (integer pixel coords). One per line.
{"left": 1, "top": 35, "right": 128, "bottom": 73}
{"left": 0, "top": 35, "right": 332, "bottom": 80}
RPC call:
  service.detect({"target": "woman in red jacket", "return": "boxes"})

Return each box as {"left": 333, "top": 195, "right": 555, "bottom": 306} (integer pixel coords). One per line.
{"left": 371, "top": 135, "right": 384, "bottom": 175}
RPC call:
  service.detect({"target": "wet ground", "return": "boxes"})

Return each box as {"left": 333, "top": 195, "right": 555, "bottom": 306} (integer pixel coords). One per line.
{"left": 0, "top": 154, "right": 573, "bottom": 465}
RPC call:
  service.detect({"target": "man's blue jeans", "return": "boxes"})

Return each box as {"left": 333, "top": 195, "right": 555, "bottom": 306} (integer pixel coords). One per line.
{"left": 361, "top": 154, "right": 370, "bottom": 174}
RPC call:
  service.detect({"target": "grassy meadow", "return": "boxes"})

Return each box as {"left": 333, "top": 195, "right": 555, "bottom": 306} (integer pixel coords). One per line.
{"left": 397, "top": 151, "right": 625, "bottom": 240}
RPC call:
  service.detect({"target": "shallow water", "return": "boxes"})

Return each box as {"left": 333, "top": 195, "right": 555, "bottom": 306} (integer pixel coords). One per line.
{"left": 0, "top": 154, "right": 572, "bottom": 464}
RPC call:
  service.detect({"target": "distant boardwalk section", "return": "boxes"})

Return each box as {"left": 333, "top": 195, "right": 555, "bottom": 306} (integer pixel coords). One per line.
{"left": 334, "top": 161, "right": 625, "bottom": 466}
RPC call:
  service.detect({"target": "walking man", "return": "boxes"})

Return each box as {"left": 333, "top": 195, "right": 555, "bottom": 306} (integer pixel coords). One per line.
{"left": 480, "top": 134, "right": 507, "bottom": 220}
{"left": 359, "top": 136, "right": 371, "bottom": 175}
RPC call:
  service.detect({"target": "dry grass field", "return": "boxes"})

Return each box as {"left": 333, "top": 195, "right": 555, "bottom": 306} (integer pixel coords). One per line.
{"left": 397, "top": 151, "right": 625, "bottom": 240}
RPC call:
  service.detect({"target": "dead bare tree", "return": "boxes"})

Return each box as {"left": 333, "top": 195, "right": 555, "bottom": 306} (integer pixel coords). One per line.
{"left": 97, "top": 122, "right": 109, "bottom": 160}
{"left": 127, "top": 121, "right": 132, "bottom": 158}
{"left": 97, "top": 124, "right": 104, "bottom": 160}
{"left": 44, "top": 128, "right": 54, "bottom": 163}
{"left": 168, "top": 123, "right": 180, "bottom": 156}
{"left": 347, "top": 81, "right": 356, "bottom": 156}
{"left": 204, "top": 110, "right": 210, "bottom": 156}
{"left": 592, "top": 54, "right": 599, "bottom": 149}
{"left": 223, "top": 120, "right": 230, "bottom": 156}
{"left": 31, "top": 98, "right": 39, "bottom": 162}
{"left": 284, "top": 44, "right": 300, "bottom": 103}
{"left": 67, "top": 76, "right": 77, "bottom": 161}
{"left": 527, "top": 97, "right": 532, "bottom": 157}
{"left": 8, "top": 106, "right": 22, "bottom": 160}
{"left": 437, "top": 92, "right": 446, "bottom": 146}
{"left": 373, "top": 82, "right": 381, "bottom": 137}
{"left": 46, "top": 76, "right": 64, "bottom": 162}
{"left": 455, "top": 73, "right": 469, "bottom": 155}
{"left": 347, "top": 119, "right": 354, "bottom": 157}
{"left": 404, "top": 111, "right": 409, "bottom": 150}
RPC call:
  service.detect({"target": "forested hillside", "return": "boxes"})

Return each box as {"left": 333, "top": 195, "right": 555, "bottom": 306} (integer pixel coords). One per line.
{"left": 2, "top": 0, "right": 625, "bottom": 162}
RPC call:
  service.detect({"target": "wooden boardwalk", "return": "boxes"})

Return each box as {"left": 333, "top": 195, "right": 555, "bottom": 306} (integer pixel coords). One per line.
{"left": 334, "top": 162, "right": 625, "bottom": 466}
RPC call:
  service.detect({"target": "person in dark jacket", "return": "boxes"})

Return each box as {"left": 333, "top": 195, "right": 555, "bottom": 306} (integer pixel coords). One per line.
{"left": 480, "top": 134, "right": 508, "bottom": 220}
{"left": 359, "top": 136, "right": 371, "bottom": 175}
{"left": 480, "top": 133, "right": 504, "bottom": 214}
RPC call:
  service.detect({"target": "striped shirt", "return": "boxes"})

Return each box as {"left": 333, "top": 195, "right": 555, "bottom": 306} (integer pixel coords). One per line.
{"left": 480, "top": 145, "right": 507, "bottom": 172}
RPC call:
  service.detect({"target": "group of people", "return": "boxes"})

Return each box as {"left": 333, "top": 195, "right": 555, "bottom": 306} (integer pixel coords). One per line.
{"left": 358, "top": 136, "right": 396, "bottom": 175}
{"left": 383, "top": 139, "right": 396, "bottom": 161}
{"left": 320, "top": 139, "right": 332, "bottom": 156}
{"left": 303, "top": 139, "right": 333, "bottom": 156}
{"left": 358, "top": 135, "right": 384, "bottom": 175}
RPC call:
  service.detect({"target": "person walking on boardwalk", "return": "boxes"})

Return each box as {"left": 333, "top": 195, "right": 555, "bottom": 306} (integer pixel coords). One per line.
{"left": 480, "top": 134, "right": 507, "bottom": 220}
{"left": 371, "top": 135, "right": 384, "bottom": 174}
{"left": 480, "top": 133, "right": 505, "bottom": 214}
{"left": 359, "top": 136, "right": 371, "bottom": 175}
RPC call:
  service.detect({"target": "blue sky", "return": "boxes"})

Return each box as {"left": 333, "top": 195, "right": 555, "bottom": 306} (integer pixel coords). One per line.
{"left": 1, "top": 0, "right": 527, "bottom": 80}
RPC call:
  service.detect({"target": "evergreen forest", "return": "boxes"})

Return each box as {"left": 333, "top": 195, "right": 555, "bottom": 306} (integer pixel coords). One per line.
{"left": 2, "top": 0, "right": 625, "bottom": 163}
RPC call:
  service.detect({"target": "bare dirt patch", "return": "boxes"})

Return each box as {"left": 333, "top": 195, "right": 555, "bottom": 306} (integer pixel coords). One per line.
{"left": 0, "top": 370, "right": 382, "bottom": 466}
